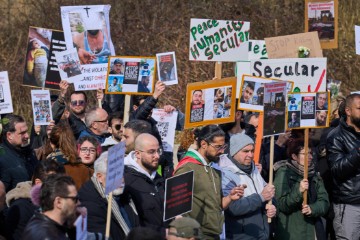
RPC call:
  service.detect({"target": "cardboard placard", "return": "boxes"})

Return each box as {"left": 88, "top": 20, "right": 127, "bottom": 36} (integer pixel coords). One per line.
{"left": 355, "top": 25, "right": 360, "bottom": 55}
{"left": 238, "top": 75, "right": 292, "bottom": 112}
{"left": 189, "top": 19, "right": 250, "bottom": 61}
{"left": 263, "top": 82, "right": 287, "bottom": 136}
{"left": 287, "top": 92, "right": 330, "bottom": 129}
{"left": 151, "top": 109, "right": 178, "bottom": 152}
{"left": 265, "top": 32, "right": 323, "bottom": 59}
{"left": 184, "top": 77, "right": 236, "bottom": 129}
{"left": 305, "top": 0, "right": 338, "bottom": 49}
{"left": 105, "top": 142, "right": 125, "bottom": 195}
{"left": 23, "top": 27, "right": 65, "bottom": 90}
{"left": 250, "top": 58, "right": 327, "bottom": 92}
{"left": 31, "top": 90, "right": 53, "bottom": 125}
{"left": 156, "top": 52, "right": 178, "bottom": 85}
{"left": 248, "top": 40, "right": 268, "bottom": 60}
{"left": 61, "top": 5, "right": 115, "bottom": 90}
{"left": 164, "top": 170, "right": 194, "bottom": 221}
{"left": 105, "top": 56, "right": 156, "bottom": 95}
{"left": 0, "top": 71, "right": 14, "bottom": 114}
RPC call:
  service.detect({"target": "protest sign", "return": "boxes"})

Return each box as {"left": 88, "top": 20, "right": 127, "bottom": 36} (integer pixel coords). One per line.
{"left": 355, "top": 25, "right": 360, "bottom": 55}
{"left": 287, "top": 92, "right": 330, "bottom": 129}
{"left": 164, "top": 170, "right": 194, "bottom": 221}
{"left": 189, "top": 19, "right": 250, "bottom": 61}
{"left": 74, "top": 214, "right": 87, "bottom": 240}
{"left": 305, "top": 0, "right": 338, "bottom": 49}
{"left": 185, "top": 77, "right": 236, "bottom": 129}
{"left": 265, "top": 32, "right": 323, "bottom": 59}
{"left": 61, "top": 5, "right": 115, "bottom": 91}
{"left": 31, "top": 90, "right": 53, "bottom": 125}
{"left": 248, "top": 40, "right": 268, "bottom": 60}
{"left": 238, "top": 75, "right": 291, "bottom": 112}
{"left": 105, "top": 56, "right": 156, "bottom": 95}
{"left": 0, "top": 72, "right": 14, "bottom": 114}
{"left": 250, "top": 58, "right": 327, "bottom": 92}
{"left": 151, "top": 109, "right": 178, "bottom": 152}
{"left": 235, "top": 62, "right": 251, "bottom": 98}
{"left": 156, "top": 52, "right": 178, "bottom": 85}
{"left": 23, "top": 27, "right": 66, "bottom": 90}
{"left": 105, "top": 142, "right": 125, "bottom": 194}
{"left": 263, "top": 82, "right": 287, "bottom": 136}
{"left": 55, "top": 48, "right": 83, "bottom": 83}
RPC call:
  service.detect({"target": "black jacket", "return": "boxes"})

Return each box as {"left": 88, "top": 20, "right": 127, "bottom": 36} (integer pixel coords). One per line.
{"left": 22, "top": 212, "right": 69, "bottom": 240}
{"left": 326, "top": 117, "right": 360, "bottom": 204}
{"left": 78, "top": 180, "right": 138, "bottom": 240}
{"left": 0, "top": 140, "right": 38, "bottom": 192}
{"left": 124, "top": 166, "right": 166, "bottom": 233}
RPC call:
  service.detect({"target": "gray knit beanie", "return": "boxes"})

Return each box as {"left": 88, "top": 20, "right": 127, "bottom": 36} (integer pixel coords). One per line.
{"left": 230, "top": 134, "right": 254, "bottom": 157}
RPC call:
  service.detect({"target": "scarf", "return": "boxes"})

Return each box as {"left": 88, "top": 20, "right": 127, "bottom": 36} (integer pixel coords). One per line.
{"left": 230, "top": 156, "right": 253, "bottom": 175}
{"left": 91, "top": 176, "right": 132, "bottom": 235}
{"left": 286, "top": 159, "right": 315, "bottom": 178}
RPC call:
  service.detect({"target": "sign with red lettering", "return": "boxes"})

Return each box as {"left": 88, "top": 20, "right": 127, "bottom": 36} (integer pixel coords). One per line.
{"left": 189, "top": 18, "right": 250, "bottom": 62}
{"left": 163, "top": 170, "right": 194, "bottom": 221}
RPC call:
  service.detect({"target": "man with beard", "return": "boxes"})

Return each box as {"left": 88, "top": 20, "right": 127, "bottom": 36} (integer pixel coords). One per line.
{"left": 124, "top": 133, "right": 166, "bottom": 235}
{"left": 174, "top": 125, "right": 245, "bottom": 239}
{"left": 190, "top": 90, "right": 205, "bottom": 123}
{"left": 79, "top": 152, "right": 138, "bottom": 240}
{"left": 23, "top": 175, "right": 80, "bottom": 239}
{"left": 122, "top": 120, "right": 153, "bottom": 154}
{"left": 79, "top": 107, "right": 109, "bottom": 144}
{"left": 102, "top": 112, "right": 125, "bottom": 151}
{"left": 327, "top": 93, "right": 360, "bottom": 239}
{"left": 53, "top": 80, "right": 111, "bottom": 139}
{"left": 0, "top": 114, "right": 38, "bottom": 192}
{"left": 316, "top": 110, "right": 327, "bottom": 126}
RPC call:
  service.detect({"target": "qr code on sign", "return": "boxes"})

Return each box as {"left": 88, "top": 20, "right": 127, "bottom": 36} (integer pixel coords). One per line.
{"left": 157, "top": 122, "right": 169, "bottom": 141}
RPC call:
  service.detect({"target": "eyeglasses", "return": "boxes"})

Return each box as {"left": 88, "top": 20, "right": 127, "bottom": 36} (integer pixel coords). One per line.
{"left": 60, "top": 195, "right": 79, "bottom": 203}
{"left": 207, "top": 142, "right": 228, "bottom": 151}
{"left": 114, "top": 124, "right": 122, "bottom": 131}
{"left": 70, "top": 100, "right": 86, "bottom": 106}
{"left": 80, "top": 147, "right": 96, "bottom": 154}
{"left": 137, "top": 148, "right": 163, "bottom": 156}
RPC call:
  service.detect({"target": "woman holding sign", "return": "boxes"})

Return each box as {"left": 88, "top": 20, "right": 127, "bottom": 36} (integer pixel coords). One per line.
{"left": 273, "top": 139, "right": 329, "bottom": 240}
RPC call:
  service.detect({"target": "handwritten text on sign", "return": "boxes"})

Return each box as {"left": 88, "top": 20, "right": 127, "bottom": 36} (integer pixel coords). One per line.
{"left": 250, "top": 58, "right": 327, "bottom": 92}
{"left": 189, "top": 19, "right": 250, "bottom": 62}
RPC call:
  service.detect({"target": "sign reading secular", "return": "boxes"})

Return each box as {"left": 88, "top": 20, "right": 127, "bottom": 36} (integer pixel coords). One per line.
{"left": 189, "top": 19, "right": 250, "bottom": 62}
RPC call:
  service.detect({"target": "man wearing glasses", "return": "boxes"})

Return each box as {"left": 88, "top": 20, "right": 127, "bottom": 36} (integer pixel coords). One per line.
{"left": 78, "top": 107, "right": 109, "bottom": 144}
{"left": 174, "top": 125, "right": 244, "bottom": 240}
{"left": 52, "top": 80, "right": 111, "bottom": 139}
{"left": 23, "top": 175, "right": 81, "bottom": 239}
{"left": 102, "top": 112, "right": 124, "bottom": 151}
{"left": 124, "top": 133, "right": 166, "bottom": 236}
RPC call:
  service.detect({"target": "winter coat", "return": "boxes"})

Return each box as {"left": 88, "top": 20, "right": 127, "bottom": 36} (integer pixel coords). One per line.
{"left": 174, "top": 149, "right": 223, "bottom": 239}
{"left": 274, "top": 163, "right": 329, "bottom": 240}
{"left": 219, "top": 155, "right": 269, "bottom": 240}
{"left": 326, "top": 117, "right": 360, "bottom": 204}
{"left": 124, "top": 153, "right": 166, "bottom": 234}
{"left": 78, "top": 180, "right": 138, "bottom": 240}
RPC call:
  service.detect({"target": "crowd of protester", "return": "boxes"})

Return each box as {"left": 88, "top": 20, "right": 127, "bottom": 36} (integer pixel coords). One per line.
{"left": 0, "top": 78, "right": 357, "bottom": 240}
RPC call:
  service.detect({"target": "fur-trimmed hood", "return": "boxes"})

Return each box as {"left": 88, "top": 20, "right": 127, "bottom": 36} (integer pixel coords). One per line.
{"left": 6, "top": 181, "right": 32, "bottom": 207}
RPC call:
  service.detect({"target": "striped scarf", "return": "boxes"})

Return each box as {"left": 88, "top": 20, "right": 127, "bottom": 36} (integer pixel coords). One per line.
{"left": 91, "top": 176, "right": 132, "bottom": 235}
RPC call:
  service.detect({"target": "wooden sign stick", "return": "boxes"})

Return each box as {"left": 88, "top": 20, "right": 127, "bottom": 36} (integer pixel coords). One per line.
{"left": 303, "top": 128, "right": 309, "bottom": 205}
{"left": 123, "top": 95, "right": 131, "bottom": 124}
{"left": 214, "top": 61, "right": 222, "bottom": 79}
{"left": 267, "top": 135, "right": 275, "bottom": 223}
{"left": 105, "top": 192, "right": 113, "bottom": 240}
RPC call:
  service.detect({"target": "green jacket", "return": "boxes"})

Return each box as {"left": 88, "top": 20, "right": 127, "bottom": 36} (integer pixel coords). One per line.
{"left": 174, "top": 149, "right": 223, "bottom": 239}
{"left": 273, "top": 165, "right": 329, "bottom": 240}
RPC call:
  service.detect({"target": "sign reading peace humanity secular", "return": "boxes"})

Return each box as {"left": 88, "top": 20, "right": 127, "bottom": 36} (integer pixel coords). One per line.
{"left": 189, "top": 19, "right": 250, "bottom": 62}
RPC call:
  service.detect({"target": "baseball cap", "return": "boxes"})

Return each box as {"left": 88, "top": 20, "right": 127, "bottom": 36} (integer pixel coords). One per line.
{"left": 168, "top": 217, "right": 203, "bottom": 239}
{"left": 114, "top": 59, "right": 123, "bottom": 65}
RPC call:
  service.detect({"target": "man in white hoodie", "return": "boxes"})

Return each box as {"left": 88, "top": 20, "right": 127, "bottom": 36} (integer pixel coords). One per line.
{"left": 123, "top": 133, "right": 166, "bottom": 236}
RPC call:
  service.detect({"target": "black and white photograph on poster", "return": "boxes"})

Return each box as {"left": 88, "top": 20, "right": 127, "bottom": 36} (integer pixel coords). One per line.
{"left": 55, "top": 48, "right": 83, "bottom": 83}
{"left": 156, "top": 52, "right": 178, "bottom": 85}
{"left": 263, "top": 82, "right": 287, "bottom": 136}
{"left": 151, "top": 109, "right": 178, "bottom": 152}
{"left": 23, "top": 27, "right": 66, "bottom": 90}
{"left": 0, "top": 71, "right": 14, "bottom": 114}
{"left": 31, "top": 90, "right": 53, "bottom": 126}
{"left": 106, "top": 57, "right": 156, "bottom": 95}
{"left": 287, "top": 92, "right": 330, "bottom": 129}
{"left": 61, "top": 5, "right": 115, "bottom": 90}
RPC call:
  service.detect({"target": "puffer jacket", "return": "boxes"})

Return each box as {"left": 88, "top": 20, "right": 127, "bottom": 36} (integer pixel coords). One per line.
{"left": 326, "top": 117, "right": 360, "bottom": 204}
